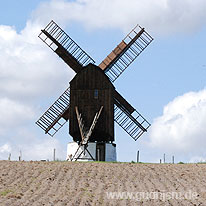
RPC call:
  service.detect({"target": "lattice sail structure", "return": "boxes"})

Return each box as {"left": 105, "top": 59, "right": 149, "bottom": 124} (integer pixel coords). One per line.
{"left": 38, "top": 20, "right": 95, "bottom": 73}
{"left": 36, "top": 86, "right": 70, "bottom": 137}
{"left": 99, "top": 25, "right": 153, "bottom": 82}
{"left": 114, "top": 103, "right": 150, "bottom": 141}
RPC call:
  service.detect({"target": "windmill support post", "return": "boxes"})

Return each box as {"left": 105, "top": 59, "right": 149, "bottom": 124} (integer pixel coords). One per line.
{"left": 67, "top": 142, "right": 116, "bottom": 162}
{"left": 69, "top": 106, "right": 116, "bottom": 162}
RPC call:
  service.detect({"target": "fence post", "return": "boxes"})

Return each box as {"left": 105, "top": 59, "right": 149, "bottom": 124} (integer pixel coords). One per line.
{"left": 53, "top": 148, "right": 56, "bottom": 161}
{"left": 172, "top": 156, "right": 175, "bottom": 164}
{"left": 8, "top": 153, "right": 11, "bottom": 161}
{"left": 19, "top": 150, "right": 22, "bottom": 161}
{"left": 137, "top": 150, "right": 139, "bottom": 163}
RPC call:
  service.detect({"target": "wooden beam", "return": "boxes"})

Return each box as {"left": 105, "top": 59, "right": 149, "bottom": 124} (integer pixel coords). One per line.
{"left": 55, "top": 47, "right": 83, "bottom": 73}
{"left": 114, "top": 90, "right": 135, "bottom": 114}
{"left": 41, "top": 30, "right": 83, "bottom": 73}
{"left": 99, "top": 28, "right": 144, "bottom": 72}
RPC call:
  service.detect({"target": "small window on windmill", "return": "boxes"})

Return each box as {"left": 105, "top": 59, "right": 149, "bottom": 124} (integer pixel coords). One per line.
{"left": 94, "top": 89, "right": 98, "bottom": 99}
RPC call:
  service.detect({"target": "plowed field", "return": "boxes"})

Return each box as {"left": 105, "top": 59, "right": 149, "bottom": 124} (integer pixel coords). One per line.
{"left": 0, "top": 161, "right": 205, "bottom": 205}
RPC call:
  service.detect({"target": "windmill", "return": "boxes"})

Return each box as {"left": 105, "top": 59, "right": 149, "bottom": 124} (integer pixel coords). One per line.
{"left": 36, "top": 20, "right": 153, "bottom": 161}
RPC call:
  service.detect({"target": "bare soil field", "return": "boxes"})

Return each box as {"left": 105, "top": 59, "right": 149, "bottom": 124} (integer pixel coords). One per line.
{"left": 0, "top": 161, "right": 205, "bottom": 206}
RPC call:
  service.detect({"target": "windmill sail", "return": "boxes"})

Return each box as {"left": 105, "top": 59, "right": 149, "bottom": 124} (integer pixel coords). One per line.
{"left": 39, "top": 20, "right": 95, "bottom": 73}
{"left": 114, "top": 98, "right": 150, "bottom": 141}
{"left": 36, "top": 86, "right": 70, "bottom": 137}
{"left": 114, "top": 90, "right": 135, "bottom": 114}
{"left": 99, "top": 25, "right": 153, "bottom": 82}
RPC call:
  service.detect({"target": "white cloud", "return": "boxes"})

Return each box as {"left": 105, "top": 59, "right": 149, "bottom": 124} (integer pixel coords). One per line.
{"left": 0, "top": 135, "right": 66, "bottom": 161}
{"left": 0, "top": 98, "right": 34, "bottom": 124}
{"left": 0, "top": 98, "right": 36, "bottom": 139}
{"left": 0, "top": 144, "right": 11, "bottom": 153}
{"left": 0, "top": 143, "right": 12, "bottom": 160}
{"left": 0, "top": 21, "right": 71, "bottom": 161}
{"left": 0, "top": 24, "right": 73, "bottom": 101}
{"left": 21, "top": 138, "right": 65, "bottom": 161}
{"left": 32, "top": 0, "right": 206, "bottom": 35}
{"left": 148, "top": 89, "right": 206, "bottom": 157}
{"left": 0, "top": 97, "right": 66, "bottom": 160}
{"left": 0, "top": 2, "right": 75, "bottom": 161}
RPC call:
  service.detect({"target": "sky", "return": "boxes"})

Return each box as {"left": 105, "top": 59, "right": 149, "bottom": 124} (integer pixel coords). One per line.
{"left": 0, "top": 0, "right": 206, "bottom": 163}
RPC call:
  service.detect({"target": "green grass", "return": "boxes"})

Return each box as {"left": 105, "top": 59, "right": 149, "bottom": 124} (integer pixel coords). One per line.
{"left": 0, "top": 189, "right": 13, "bottom": 196}
{"left": 197, "top": 162, "right": 206, "bottom": 164}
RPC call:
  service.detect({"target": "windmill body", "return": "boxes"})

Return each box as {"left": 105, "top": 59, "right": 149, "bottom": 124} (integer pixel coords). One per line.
{"left": 36, "top": 20, "right": 153, "bottom": 161}
{"left": 68, "top": 64, "right": 117, "bottom": 161}
{"left": 70, "top": 64, "right": 114, "bottom": 143}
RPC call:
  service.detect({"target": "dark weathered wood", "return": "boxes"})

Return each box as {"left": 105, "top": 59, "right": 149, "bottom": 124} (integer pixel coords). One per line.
{"left": 62, "top": 108, "right": 70, "bottom": 120}
{"left": 55, "top": 47, "right": 83, "bottom": 73}
{"left": 69, "top": 64, "right": 114, "bottom": 142}
{"left": 172, "top": 156, "right": 175, "bottom": 164}
{"left": 41, "top": 30, "right": 83, "bottom": 73}
{"left": 96, "top": 143, "right": 105, "bottom": 161}
{"left": 114, "top": 90, "right": 135, "bottom": 114}
{"left": 137, "top": 150, "right": 139, "bottom": 163}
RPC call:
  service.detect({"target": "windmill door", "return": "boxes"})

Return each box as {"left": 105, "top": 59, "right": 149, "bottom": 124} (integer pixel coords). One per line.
{"left": 96, "top": 143, "right": 105, "bottom": 161}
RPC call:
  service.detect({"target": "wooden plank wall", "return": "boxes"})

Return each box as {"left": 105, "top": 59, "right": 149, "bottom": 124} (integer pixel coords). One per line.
{"left": 69, "top": 64, "right": 114, "bottom": 142}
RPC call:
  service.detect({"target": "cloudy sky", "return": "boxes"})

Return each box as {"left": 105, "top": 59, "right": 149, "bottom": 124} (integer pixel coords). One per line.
{"left": 0, "top": 0, "right": 206, "bottom": 162}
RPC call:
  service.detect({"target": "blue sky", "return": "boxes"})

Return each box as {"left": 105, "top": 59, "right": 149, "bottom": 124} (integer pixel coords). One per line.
{"left": 0, "top": 0, "right": 206, "bottom": 162}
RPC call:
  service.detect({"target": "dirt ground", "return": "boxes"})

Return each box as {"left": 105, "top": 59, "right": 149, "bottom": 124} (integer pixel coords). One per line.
{"left": 0, "top": 161, "right": 205, "bottom": 206}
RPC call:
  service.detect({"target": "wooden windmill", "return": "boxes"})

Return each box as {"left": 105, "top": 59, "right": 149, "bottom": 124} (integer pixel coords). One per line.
{"left": 36, "top": 20, "right": 153, "bottom": 161}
